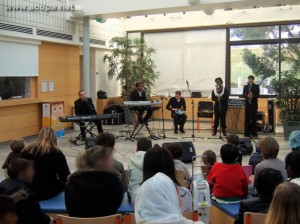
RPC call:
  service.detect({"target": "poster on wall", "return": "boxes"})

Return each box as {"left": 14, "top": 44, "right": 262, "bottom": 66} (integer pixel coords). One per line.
{"left": 42, "top": 102, "right": 65, "bottom": 137}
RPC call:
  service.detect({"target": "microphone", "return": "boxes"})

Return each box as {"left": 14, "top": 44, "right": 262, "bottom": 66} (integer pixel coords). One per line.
{"left": 186, "top": 80, "right": 189, "bottom": 85}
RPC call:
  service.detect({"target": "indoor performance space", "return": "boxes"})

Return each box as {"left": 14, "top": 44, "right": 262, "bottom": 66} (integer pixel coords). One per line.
{"left": 0, "top": 0, "right": 300, "bottom": 224}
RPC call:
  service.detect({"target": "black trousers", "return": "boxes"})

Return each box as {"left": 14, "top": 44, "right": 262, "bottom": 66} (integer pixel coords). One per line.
{"left": 137, "top": 108, "right": 154, "bottom": 122}
{"left": 79, "top": 120, "right": 103, "bottom": 138}
{"left": 213, "top": 106, "right": 228, "bottom": 130}
{"left": 171, "top": 112, "right": 187, "bottom": 130}
{"left": 245, "top": 102, "right": 258, "bottom": 136}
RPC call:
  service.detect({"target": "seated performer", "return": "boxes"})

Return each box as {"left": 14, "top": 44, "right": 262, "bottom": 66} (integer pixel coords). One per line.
{"left": 166, "top": 91, "right": 187, "bottom": 133}
{"left": 129, "top": 82, "right": 154, "bottom": 124}
{"left": 74, "top": 90, "right": 103, "bottom": 141}
{"left": 211, "top": 77, "right": 229, "bottom": 136}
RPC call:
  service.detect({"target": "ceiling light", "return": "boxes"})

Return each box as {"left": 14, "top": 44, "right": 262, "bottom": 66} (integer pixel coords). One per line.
{"left": 188, "top": 0, "right": 200, "bottom": 6}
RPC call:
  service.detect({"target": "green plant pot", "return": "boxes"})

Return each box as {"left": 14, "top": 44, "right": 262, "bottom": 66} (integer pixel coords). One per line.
{"left": 283, "top": 121, "right": 300, "bottom": 141}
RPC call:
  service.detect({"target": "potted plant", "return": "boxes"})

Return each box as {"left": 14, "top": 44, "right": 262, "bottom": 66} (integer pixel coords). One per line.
{"left": 272, "top": 72, "right": 300, "bottom": 140}
{"left": 103, "top": 36, "right": 160, "bottom": 98}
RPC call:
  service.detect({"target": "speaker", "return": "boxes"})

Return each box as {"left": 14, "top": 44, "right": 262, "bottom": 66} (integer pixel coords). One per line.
{"left": 85, "top": 137, "right": 96, "bottom": 149}
{"left": 162, "top": 141, "right": 196, "bottom": 163}
{"left": 239, "top": 138, "right": 253, "bottom": 155}
{"left": 267, "top": 98, "right": 275, "bottom": 133}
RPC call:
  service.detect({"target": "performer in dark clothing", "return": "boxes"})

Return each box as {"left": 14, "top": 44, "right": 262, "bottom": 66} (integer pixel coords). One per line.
{"left": 129, "top": 82, "right": 154, "bottom": 124}
{"left": 74, "top": 90, "right": 103, "bottom": 140}
{"left": 166, "top": 91, "right": 187, "bottom": 134}
{"left": 211, "top": 77, "right": 229, "bottom": 136}
{"left": 243, "top": 75, "right": 260, "bottom": 138}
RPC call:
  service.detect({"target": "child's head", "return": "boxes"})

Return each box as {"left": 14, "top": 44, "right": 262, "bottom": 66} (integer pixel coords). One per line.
{"left": 167, "top": 143, "right": 183, "bottom": 160}
{"left": 96, "top": 132, "right": 115, "bottom": 148}
{"left": 289, "top": 131, "right": 300, "bottom": 151}
{"left": 10, "top": 138, "right": 25, "bottom": 154}
{"left": 86, "top": 146, "right": 114, "bottom": 171}
{"left": 226, "top": 134, "right": 239, "bottom": 146}
{"left": 201, "top": 150, "right": 217, "bottom": 176}
{"left": 75, "top": 151, "right": 88, "bottom": 171}
{"left": 220, "top": 144, "right": 239, "bottom": 164}
{"left": 258, "top": 137, "right": 279, "bottom": 159}
{"left": 136, "top": 137, "right": 152, "bottom": 152}
{"left": 0, "top": 195, "right": 17, "bottom": 224}
{"left": 7, "top": 159, "right": 34, "bottom": 183}
{"left": 255, "top": 168, "right": 283, "bottom": 199}
{"left": 285, "top": 151, "right": 300, "bottom": 179}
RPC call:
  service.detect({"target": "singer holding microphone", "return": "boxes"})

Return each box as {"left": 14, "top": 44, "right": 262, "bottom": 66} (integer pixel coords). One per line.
{"left": 211, "top": 77, "right": 229, "bottom": 136}
{"left": 243, "top": 75, "right": 260, "bottom": 138}
{"left": 74, "top": 90, "right": 103, "bottom": 141}
{"left": 166, "top": 90, "right": 187, "bottom": 134}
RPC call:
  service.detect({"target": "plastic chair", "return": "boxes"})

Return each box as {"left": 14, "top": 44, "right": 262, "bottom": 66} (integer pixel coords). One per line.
{"left": 197, "top": 101, "right": 214, "bottom": 133}
{"left": 242, "top": 165, "right": 253, "bottom": 184}
{"left": 56, "top": 214, "right": 122, "bottom": 224}
{"left": 176, "top": 170, "right": 187, "bottom": 188}
{"left": 244, "top": 212, "right": 266, "bottom": 224}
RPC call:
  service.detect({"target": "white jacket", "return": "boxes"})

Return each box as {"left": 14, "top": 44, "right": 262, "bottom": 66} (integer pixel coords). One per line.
{"left": 128, "top": 151, "right": 146, "bottom": 196}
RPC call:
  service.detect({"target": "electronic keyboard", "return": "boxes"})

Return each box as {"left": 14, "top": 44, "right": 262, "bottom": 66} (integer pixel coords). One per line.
{"left": 59, "top": 114, "right": 118, "bottom": 122}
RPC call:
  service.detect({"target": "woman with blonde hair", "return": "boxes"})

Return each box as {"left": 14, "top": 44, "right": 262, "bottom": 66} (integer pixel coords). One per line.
{"left": 21, "top": 126, "right": 70, "bottom": 199}
{"left": 265, "top": 182, "right": 300, "bottom": 224}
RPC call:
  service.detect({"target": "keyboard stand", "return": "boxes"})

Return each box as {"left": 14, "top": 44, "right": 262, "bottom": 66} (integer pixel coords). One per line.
{"left": 70, "top": 121, "right": 97, "bottom": 146}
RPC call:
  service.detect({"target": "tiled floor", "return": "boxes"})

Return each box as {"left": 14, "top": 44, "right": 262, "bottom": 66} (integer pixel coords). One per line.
{"left": 0, "top": 120, "right": 291, "bottom": 181}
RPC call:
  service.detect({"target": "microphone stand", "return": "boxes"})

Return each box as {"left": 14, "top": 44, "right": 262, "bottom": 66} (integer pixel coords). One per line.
{"left": 183, "top": 81, "right": 204, "bottom": 142}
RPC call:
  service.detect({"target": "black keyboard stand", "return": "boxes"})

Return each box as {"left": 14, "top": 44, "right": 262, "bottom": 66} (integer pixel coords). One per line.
{"left": 70, "top": 121, "right": 97, "bottom": 146}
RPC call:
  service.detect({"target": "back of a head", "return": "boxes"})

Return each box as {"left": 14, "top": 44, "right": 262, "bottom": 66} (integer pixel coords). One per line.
{"left": 10, "top": 138, "right": 25, "bottom": 154}
{"left": 86, "top": 145, "right": 113, "bottom": 170}
{"left": 143, "top": 145, "right": 178, "bottom": 185}
{"left": 95, "top": 132, "right": 115, "bottom": 148}
{"left": 289, "top": 131, "right": 300, "bottom": 151}
{"left": 167, "top": 143, "right": 183, "bottom": 160}
{"left": 7, "top": 158, "right": 33, "bottom": 179}
{"left": 220, "top": 144, "right": 239, "bottom": 164}
{"left": 265, "top": 182, "right": 300, "bottom": 224}
{"left": 255, "top": 168, "right": 283, "bottom": 199}
{"left": 202, "top": 150, "right": 217, "bottom": 165}
{"left": 137, "top": 137, "right": 152, "bottom": 152}
{"left": 226, "top": 134, "right": 240, "bottom": 146}
{"left": 258, "top": 136, "right": 279, "bottom": 159}
{"left": 0, "top": 194, "right": 16, "bottom": 220}
{"left": 285, "top": 151, "right": 300, "bottom": 179}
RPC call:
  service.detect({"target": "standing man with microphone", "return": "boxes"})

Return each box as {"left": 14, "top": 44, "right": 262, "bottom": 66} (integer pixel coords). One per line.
{"left": 243, "top": 75, "right": 260, "bottom": 138}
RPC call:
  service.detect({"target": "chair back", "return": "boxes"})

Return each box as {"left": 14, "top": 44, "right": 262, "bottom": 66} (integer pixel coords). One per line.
{"left": 244, "top": 212, "right": 266, "bottom": 224}
{"left": 56, "top": 214, "right": 122, "bottom": 224}
{"left": 198, "top": 101, "right": 213, "bottom": 118}
{"left": 242, "top": 165, "right": 253, "bottom": 184}
{"left": 176, "top": 170, "right": 187, "bottom": 187}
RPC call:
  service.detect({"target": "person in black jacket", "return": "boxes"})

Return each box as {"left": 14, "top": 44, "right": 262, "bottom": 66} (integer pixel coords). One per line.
{"left": 211, "top": 77, "right": 229, "bottom": 136}
{"left": 21, "top": 127, "right": 70, "bottom": 200}
{"left": 0, "top": 158, "right": 52, "bottom": 224}
{"left": 166, "top": 91, "right": 187, "bottom": 133}
{"left": 243, "top": 75, "right": 260, "bottom": 138}
{"left": 74, "top": 90, "right": 103, "bottom": 140}
{"left": 234, "top": 168, "right": 283, "bottom": 224}
{"left": 0, "top": 194, "right": 18, "bottom": 224}
{"left": 65, "top": 146, "right": 123, "bottom": 218}
{"left": 129, "top": 82, "right": 154, "bottom": 124}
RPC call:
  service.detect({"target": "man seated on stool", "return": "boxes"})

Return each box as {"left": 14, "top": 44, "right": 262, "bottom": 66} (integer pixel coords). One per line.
{"left": 129, "top": 82, "right": 154, "bottom": 125}
{"left": 74, "top": 90, "right": 103, "bottom": 141}
{"left": 166, "top": 91, "right": 187, "bottom": 134}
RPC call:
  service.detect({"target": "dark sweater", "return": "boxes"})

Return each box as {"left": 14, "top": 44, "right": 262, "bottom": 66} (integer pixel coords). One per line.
{"left": 242, "top": 83, "right": 260, "bottom": 105}
{"left": 65, "top": 171, "right": 123, "bottom": 218}
{"left": 166, "top": 97, "right": 186, "bottom": 113}
{"left": 129, "top": 90, "right": 147, "bottom": 101}
{"left": 2, "top": 152, "right": 21, "bottom": 169}
{"left": 21, "top": 149, "right": 70, "bottom": 200}
{"left": 211, "top": 88, "right": 229, "bottom": 111}
{"left": 74, "top": 97, "right": 97, "bottom": 116}
{"left": 0, "top": 178, "right": 50, "bottom": 224}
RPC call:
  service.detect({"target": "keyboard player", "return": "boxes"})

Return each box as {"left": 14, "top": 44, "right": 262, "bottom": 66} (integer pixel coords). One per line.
{"left": 74, "top": 90, "right": 103, "bottom": 140}
{"left": 129, "top": 82, "right": 154, "bottom": 125}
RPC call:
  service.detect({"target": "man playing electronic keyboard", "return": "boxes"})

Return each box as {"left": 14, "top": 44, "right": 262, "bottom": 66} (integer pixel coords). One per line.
{"left": 166, "top": 91, "right": 187, "bottom": 134}
{"left": 129, "top": 82, "right": 154, "bottom": 125}
{"left": 74, "top": 90, "right": 103, "bottom": 140}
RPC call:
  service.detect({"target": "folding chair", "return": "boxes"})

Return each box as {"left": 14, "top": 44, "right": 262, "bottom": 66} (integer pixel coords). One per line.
{"left": 197, "top": 101, "right": 214, "bottom": 133}
{"left": 244, "top": 212, "right": 266, "bottom": 224}
{"left": 56, "top": 214, "right": 122, "bottom": 224}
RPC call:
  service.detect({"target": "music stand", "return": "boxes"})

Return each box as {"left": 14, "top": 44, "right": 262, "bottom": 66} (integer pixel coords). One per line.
{"left": 182, "top": 81, "right": 204, "bottom": 142}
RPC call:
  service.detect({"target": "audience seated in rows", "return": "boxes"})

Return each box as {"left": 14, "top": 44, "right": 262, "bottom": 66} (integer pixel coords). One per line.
{"left": 20, "top": 127, "right": 70, "bottom": 200}
{"left": 265, "top": 182, "right": 300, "bottom": 224}
{"left": 0, "top": 158, "right": 52, "bottom": 224}
{"left": 135, "top": 172, "right": 203, "bottom": 224}
{"left": 201, "top": 150, "right": 216, "bottom": 178}
{"left": 128, "top": 137, "right": 152, "bottom": 200}
{"left": 95, "top": 133, "right": 127, "bottom": 191}
{"left": 248, "top": 145, "right": 263, "bottom": 175}
{"left": 234, "top": 168, "right": 283, "bottom": 224}
{"left": 2, "top": 138, "right": 25, "bottom": 170}
{"left": 226, "top": 134, "right": 242, "bottom": 165}
{"left": 253, "top": 137, "right": 287, "bottom": 187}
{"left": 0, "top": 194, "right": 18, "bottom": 224}
{"left": 289, "top": 130, "right": 300, "bottom": 151}
{"left": 65, "top": 145, "right": 123, "bottom": 218}
{"left": 208, "top": 144, "right": 248, "bottom": 202}
{"left": 285, "top": 150, "right": 300, "bottom": 186}
{"left": 167, "top": 143, "right": 192, "bottom": 185}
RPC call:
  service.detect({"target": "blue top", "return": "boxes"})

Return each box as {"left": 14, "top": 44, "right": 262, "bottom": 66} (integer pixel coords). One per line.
{"left": 211, "top": 199, "right": 240, "bottom": 218}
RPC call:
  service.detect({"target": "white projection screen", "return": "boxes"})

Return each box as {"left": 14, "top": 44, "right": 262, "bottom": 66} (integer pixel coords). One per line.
{"left": 145, "top": 29, "right": 226, "bottom": 97}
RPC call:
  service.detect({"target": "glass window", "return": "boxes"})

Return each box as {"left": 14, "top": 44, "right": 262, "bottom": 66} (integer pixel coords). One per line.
{"left": 281, "top": 43, "right": 300, "bottom": 77}
{"left": 281, "top": 24, "right": 300, "bottom": 39}
{"left": 230, "top": 26, "right": 279, "bottom": 41}
{"left": 230, "top": 44, "right": 279, "bottom": 95}
{"left": 0, "top": 77, "right": 31, "bottom": 100}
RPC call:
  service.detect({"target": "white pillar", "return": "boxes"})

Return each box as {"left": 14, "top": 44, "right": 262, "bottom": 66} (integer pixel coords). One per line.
{"left": 83, "top": 16, "right": 90, "bottom": 96}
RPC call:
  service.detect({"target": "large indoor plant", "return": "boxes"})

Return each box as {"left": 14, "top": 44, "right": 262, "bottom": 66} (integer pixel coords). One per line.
{"left": 272, "top": 72, "right": 300, "bottom": 140}
{"left": 104, "top": 36, "right": 160, "bottom": 98}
